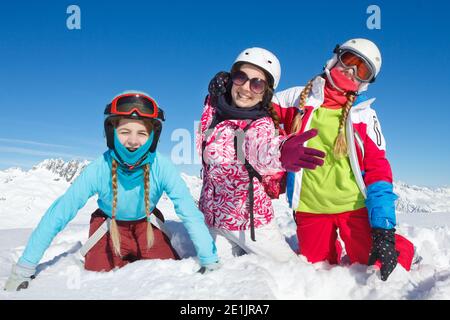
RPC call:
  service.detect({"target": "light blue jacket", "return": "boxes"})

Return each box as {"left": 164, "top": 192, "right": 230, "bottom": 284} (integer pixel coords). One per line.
{"left": 19, "top": 151, "right": 218, "bottom": 267}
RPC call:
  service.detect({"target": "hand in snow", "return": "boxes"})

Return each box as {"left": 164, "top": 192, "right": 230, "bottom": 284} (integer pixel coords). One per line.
{"left": 368, "top": 228, "right": 399, "bottom": 281}
{"left": 197, "top": 261, "right": 222, "bottom": 275}
{"left": 208, "top": 71, "right": 230, "bottom": 97}
{"left": 4, "top": 263, "right": 36, "bottom": 292}
{"left": 280, "top": 129, "right": 326, "bottom": 171}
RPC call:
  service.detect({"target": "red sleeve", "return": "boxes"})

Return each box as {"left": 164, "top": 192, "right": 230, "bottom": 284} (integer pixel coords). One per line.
{"left": 272, "top": 102, "right": 299, "bottom": 134}
{"left": 362, "top": 113, "right": 393, "bottom": 186}
{"left": 363, "top": 138, "right": 393, "bottom": 186}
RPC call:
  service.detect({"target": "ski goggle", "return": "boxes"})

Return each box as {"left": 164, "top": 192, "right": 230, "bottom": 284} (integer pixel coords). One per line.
{"left": 107, "top": 93, "right": 164, "bottom": 120}
{"left": 231, "top": 70, "right": 268, "bottom": 94}
{"left": 337, "top": 50, "right": 375, "bottom": 82}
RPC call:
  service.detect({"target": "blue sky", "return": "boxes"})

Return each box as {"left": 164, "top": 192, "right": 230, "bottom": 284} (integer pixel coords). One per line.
{"left": 0, "top": 0, "right": 449, "bottom": 187}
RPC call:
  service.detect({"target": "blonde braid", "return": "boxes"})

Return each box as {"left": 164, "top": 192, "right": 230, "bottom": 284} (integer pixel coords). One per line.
{"left": 110, "top": 159, "right": 122, "bottom": 257}
{"left": 333, "top": 94, "right": 356, "bottom": 159}
{"left": 143, "top": 164, "right": 154, "bottom": 249}
{"left": 266, "top": 100, "right": 281, "bottom": 129}
{"left": 290, "top": 78, "right": 315, "bottom": 134}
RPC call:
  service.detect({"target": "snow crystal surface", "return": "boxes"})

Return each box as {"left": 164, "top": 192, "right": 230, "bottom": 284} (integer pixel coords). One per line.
{"left": 1, "top": 160, "right": 450, "bottom": 300}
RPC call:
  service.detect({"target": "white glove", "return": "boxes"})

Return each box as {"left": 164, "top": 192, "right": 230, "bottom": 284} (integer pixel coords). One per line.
{"left": 4, "top": 263, "right": 36, "bottom": 292}
{"left": 197, "top": 261, "right": 222, "bottom": 274}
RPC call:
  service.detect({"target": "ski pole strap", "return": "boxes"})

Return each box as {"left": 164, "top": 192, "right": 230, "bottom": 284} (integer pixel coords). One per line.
{"left": 245, "top": 158, "right": 261, "bottom": 242}
{"left": 240, "top": 121, "right": 262, "bottom": 182}
{"left": 80, "top": 218, "right": 111, "bottom": 257}
{"left": 201, "top": 140, "right": 207, "bottom": 167}
{"left": 248, "top": 175, "right": 256, "bottom": 241}
{"left": 150, "top": 211, "right": 172, "bottom": 239}
{"left": 233, "top": 121, "right": 262, "bottom": 242}
{"left": 80, "top": 209, "right": 171, "bottom": 257}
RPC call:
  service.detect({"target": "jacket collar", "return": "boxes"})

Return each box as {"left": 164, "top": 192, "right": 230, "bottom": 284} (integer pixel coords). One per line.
{"left": 305, "top": 76, "right": 376, "bottom": 111}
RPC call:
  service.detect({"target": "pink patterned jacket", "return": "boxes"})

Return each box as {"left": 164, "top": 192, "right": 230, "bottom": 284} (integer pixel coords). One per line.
{"left": 196, "top": 98, "right": 286, "bottom": 231}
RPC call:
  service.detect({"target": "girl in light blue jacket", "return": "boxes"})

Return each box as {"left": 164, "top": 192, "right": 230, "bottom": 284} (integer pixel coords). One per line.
{"left": 5, "top": 91, "right": 219, "bottom": 291}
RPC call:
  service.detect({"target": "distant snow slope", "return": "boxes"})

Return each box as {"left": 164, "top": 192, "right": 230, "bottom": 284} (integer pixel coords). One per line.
{"left": 0, "top": 159, "right": 95, "bottom": 229}
{"left": 1, "top": 159, "right": 450, "bottom": 300}
{"left": 394, "top": 181, "right": 450, "bottom": 213}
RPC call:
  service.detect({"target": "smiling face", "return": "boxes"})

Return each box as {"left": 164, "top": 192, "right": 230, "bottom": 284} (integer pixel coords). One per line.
{"left": 231, "top": 63, "right": 267, "bottom": 108}
{"left": 115, "top": 118, "right": 152, "bottom": 151}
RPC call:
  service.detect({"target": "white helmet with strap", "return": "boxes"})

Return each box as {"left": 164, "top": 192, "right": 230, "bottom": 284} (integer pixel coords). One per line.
{"left": 324, "top": 38, "right": 382, "bottom": 93}
{"left": 233, "top": 47, "right": 281, "bottom": 89}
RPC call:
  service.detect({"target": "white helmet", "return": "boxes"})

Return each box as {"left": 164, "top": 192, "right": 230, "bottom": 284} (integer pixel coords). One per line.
{"left": 324, "top": 38, "right": 382, "bottom": 93}
{"left": 233, "top": 47, "right": 281, "bottom": 89}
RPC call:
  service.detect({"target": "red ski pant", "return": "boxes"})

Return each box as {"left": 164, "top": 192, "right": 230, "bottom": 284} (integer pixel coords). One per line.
{"left": 85, "top": 209, "right": 180, "bottom": 272}
{"left": 295, "top": 208, "right": 414, "bottom": 271}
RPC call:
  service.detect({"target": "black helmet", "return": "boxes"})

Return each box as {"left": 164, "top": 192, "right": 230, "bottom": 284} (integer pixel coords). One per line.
{"left": 104, "top": 90, "right": 165, "bottom": 153}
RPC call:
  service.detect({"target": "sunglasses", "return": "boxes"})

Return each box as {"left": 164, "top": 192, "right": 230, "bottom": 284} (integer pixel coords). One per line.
{"left": 108, "top": 93, "right": 165, "bottom": 120}
{"left": 337, "top": 50, "right": 375, "bottom": 82}
{"left": 231, "top": 70, "right": 268, "bottom": 94}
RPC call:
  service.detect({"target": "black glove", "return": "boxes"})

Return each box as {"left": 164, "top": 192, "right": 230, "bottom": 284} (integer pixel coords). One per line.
{"left": 208, "top": 71, "right": 230, "bottom": 97}
{"left": 368, "top": 228, "right": 399, "bottom": 281}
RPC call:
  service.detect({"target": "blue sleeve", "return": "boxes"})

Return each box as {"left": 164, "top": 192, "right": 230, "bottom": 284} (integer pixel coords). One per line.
{"left": 19, "top": 161, "right": 100, "bottom": 267}
{"left": 286, "top": 172, "right": 295, "bottom": 209}
{"left": 156, "top": 154, "right": 218, "bottom": 266}
{"left": 365, "top": 181, "right": 397, "bottom": 229}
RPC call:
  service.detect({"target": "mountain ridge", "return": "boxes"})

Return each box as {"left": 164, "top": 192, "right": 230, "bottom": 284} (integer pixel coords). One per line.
{"left": 1, "top": 159, "right": 449, "bottom": 214}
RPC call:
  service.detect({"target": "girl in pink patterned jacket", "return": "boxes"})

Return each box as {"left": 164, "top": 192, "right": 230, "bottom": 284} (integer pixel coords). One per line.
{"left": 196, "top": 48, "right": 326, "bottom": 262}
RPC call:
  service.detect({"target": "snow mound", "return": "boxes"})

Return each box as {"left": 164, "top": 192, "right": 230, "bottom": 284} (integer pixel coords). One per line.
{"left": 1, "top": 160, "right": 450, "bottom": 299}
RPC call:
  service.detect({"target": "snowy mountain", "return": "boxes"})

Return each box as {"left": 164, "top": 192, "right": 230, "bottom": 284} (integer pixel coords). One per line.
{"left": 394, "top": 181, "right": 450, "bottom": 213}
{"left": 0, "top": 159, "right": 94, "bottom": 230}
{"left": 1, "top": 159, "right": 450, "bottom": 300}
{"left": 2, "top": 159, "right": 448, "bottom": 214}
{"left": 32, "top": 159, "right": 90, "bottom": 182}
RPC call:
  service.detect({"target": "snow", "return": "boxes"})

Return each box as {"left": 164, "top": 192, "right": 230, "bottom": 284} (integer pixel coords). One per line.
{"left": 1, "top": 159, "right": 450, "bottom": 300}
{"left": 394, "top": 181, "right": 450, "bottom": 213}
